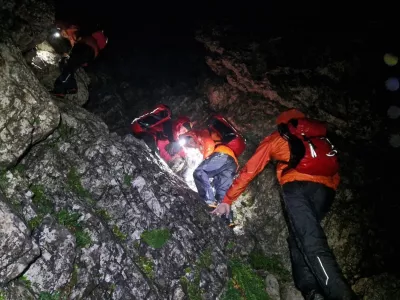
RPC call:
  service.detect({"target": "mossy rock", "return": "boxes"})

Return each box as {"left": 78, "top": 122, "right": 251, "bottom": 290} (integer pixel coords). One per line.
{"left": 141, "top": 228, "right": 171, "bottom": 249}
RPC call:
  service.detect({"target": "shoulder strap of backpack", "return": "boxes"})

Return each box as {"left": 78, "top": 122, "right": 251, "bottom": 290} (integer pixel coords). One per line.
{"left": 277, "top": 123, "right": 290, "bottom": 140}
{"left": 277, "top": 122, "right": 306, "bottom": 174}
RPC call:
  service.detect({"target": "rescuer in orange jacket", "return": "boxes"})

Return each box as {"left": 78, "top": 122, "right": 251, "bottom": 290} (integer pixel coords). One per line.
{"left": 212, "top": 109, "right": 357, "bottom": 300}
{"left": 55, "top": 20, "right": 80, "bottom": 48}
{"left": 51, "top": 28, "right": 108, "bottom": 97}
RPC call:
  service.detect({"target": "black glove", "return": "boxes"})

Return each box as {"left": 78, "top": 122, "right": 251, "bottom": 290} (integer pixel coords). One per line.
{"left": 165, "top": 141, "right": 182, "bottom": 157}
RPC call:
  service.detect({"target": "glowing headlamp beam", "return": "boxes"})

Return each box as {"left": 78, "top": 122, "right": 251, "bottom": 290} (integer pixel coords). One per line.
{"left": 179, "top": 138, "right": 187, "bottom": 146}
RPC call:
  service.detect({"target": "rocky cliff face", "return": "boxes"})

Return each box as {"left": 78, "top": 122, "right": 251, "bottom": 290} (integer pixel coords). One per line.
{"left": 84, "top": 23, "right": 400, "bottom": 299}
{"left": 2, "top": 1, "right": 400, "bottom": 299}
{"left": 0, "top": 0, "right": 54, "bottom": 52}
{"left": 0, "top": 2, "right": 235, "bottom": 299}
{"left": 0, "top": 96, "right": 231, "bottom": 299}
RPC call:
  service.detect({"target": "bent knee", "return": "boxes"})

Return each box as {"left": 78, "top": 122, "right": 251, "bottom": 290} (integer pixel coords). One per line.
{"left": 193, "top": 168, "right": 205, "bottom": 179}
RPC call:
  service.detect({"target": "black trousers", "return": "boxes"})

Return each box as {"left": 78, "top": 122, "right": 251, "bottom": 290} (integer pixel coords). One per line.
{"left": 282, "top": 181, "right": 357, "bottom": 300}
{"left": 53, "top": 43, "right": 95, "bottom": 93}
{"left": 64, "top": 42, "right": 95, "bottom": 74}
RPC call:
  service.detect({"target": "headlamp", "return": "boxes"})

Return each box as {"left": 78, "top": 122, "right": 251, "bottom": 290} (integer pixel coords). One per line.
{"left": 179, "top": 137, "right": 187, "bottom": 146}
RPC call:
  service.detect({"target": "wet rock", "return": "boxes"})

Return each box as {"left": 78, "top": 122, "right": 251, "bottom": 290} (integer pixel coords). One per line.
{"left": 0, "top": 38, "right": 60, "bottom": 167}
{"left": 0, "top": 195, "right": 40, "bottom": 284}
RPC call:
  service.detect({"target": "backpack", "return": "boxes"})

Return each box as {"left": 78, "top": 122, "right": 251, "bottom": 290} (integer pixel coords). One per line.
{"left": 278, "top": 118, "right": 339, "bottom": 176}
{"left": 207, "top": 115, "right": 246, "bottom": 157}
{"left": 131, "top": 104, "right": 171, "bottom": 137}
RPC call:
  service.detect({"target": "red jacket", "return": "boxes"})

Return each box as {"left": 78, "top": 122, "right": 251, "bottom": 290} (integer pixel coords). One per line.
{"left": 157, "top": 116, "right": 192, "bottom": 162}
{"left": 79, "top": 31, "right": 108, "bottom": 58}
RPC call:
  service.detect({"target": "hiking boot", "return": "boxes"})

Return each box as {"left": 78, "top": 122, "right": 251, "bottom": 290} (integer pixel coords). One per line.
{"left": 49, "top": 90, "right": 66, "bottom": 98}
{"left": 205, "top": 200, "right": 218, "bottom": 208}
{"left": 49, "top": 88, "right": 77, "bottom": 98}
{"left": 305, "top": 290, "right": 324, "bottom": 300}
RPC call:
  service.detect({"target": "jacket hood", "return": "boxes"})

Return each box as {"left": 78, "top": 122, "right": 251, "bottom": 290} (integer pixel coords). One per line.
{"left": 276, "top": 109, "right": 305, "bottom": 124}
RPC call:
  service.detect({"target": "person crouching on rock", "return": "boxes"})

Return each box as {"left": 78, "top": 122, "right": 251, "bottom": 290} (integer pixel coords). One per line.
{"left": 180, "top": 126, "right": 238, "bottom": 227}
{"left": 212, "top": 108, "right": 358, "bottom": 300}
{"left": 50, "top": 27, "right": 108, "bottom": 98}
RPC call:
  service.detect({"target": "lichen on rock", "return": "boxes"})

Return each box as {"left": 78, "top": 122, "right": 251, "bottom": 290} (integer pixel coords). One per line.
{"left": 0, "top": 197, "right": 40, "bottom": 284}
{"left": 0, "top": 38, "right": 60, "bottom": 168}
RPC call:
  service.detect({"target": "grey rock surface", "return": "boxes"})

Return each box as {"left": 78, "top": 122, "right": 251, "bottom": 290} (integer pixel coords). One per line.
{"left": 0, "top": 195, "right": 40, "bottom": 284}
{"left": 0, "top": 38, "right": 60, "bottom": 168}
{"left": 0, "top": 0, "right": 55, "bottom": 52}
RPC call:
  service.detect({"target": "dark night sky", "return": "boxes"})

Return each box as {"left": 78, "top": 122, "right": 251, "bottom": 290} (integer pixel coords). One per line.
{"left": 54, "top": 0, "right": 399, "bottom": 66}
{"left": 54, "top": 0, "right": 398, "bottom": 63}
{"left": 54, "top": 0, "right": 400, "bottom": 112}
{"left": 54, "top": 0, "right": 388, "bottom": 45}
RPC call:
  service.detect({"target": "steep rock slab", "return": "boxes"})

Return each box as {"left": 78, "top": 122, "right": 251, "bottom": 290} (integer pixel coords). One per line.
{"left": 0, "top": 195, "right": 40, "bottom": 284}
{"left": 4, "top": 101, "right": 232, "bottom": 299}
{"left": 0, "top": 39, "right": 60, "bottom": 167}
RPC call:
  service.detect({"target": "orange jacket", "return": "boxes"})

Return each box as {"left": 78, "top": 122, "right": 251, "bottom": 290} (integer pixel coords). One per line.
{"left": 56, "top": 21, "right": 79, "bottom": 47}
{"left": 184, "top": 129, "right": 215, "bottom": 159}
{"left": 184, "top": 129, "right": 238, "bottom": 165}
{"left": 223, "top": 109, "right": 340, "bottom": 205}
{"left": 62, "top": 26, "right": 79, "bottom": 47}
